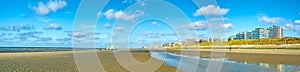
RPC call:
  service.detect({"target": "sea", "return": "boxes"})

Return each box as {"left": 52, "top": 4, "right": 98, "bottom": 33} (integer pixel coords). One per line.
{"left": 0, "top": 47, "right": 102, "bottom": 52}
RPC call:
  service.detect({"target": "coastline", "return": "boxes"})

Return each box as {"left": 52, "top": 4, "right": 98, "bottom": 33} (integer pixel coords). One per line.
{"left": 162, "top": 49, "right": 300, "bottom": 65}
{"left": 0, "top": 50, "right": 181, "bottom": 72}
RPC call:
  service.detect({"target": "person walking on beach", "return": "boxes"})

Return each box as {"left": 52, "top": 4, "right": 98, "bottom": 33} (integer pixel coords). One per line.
{"left": 229, "top": 46, "right": 232, "bottom": 51}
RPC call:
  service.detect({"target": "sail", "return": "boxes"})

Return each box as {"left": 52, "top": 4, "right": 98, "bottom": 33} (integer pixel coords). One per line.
{"left": 110, "top": 45, "right": 114, "bottom": 50}
{"left": 106, "top": 45, "right": 109, "bottom": 50}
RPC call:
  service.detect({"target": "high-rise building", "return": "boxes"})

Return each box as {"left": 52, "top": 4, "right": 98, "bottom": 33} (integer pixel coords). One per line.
{"left": 251, "top": 28, "right": 268, "bottom": 39}
{"left": 245, "top": 31, "right": 252, "bottom": 39}
{"left": 233, "top": 31, "right": 252, "bottom": 40}
{"left": 229, "top": 25, "right": 284, "bottom": 41}
{"left": 228, "top": 35, "right": 235, "bottom": 41}
{"left": 235, "top": 32, "right": 245, "bottom": 40}
{"left": 267, "top": 25, "right": 284, "bottom": 38}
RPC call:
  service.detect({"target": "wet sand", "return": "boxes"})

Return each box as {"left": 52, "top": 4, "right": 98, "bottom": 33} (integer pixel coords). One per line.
{"left": 0, "top": 50, "right": 181, "bottom": 72}
{"left": 164, "top": 49, "right": 300, "bottom": 65}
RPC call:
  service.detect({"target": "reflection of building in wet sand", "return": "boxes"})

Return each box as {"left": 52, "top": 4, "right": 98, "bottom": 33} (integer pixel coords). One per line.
{"left": 262, "top": 63, "right": 285, "bottom": 72}
{"left": 243, "top": 62, "right": 284, "bottom": 71}
{"left": 275, "top": 64, "right": 284, "bottom": 72}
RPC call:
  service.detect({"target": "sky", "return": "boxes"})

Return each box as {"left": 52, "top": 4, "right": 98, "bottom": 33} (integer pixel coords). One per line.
{"left": 0, "top": 0, "right": 300, "bottom": 48}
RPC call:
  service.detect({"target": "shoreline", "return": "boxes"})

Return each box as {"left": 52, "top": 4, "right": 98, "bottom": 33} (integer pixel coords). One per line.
{"left": 161, "top": 49, "right": 300, "bottom": 65}
{"left": 164, "top": 49, "right": 300, "bottom": 55}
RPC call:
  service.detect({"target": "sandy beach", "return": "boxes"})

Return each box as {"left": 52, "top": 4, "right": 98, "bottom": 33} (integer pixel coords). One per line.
{"left": 1, "top": 49, "right": 300, "bottom": 72}
{"left": 164, "top": 49, "right": 300, "bottom": 65}
{"left": 0, "top": 50, "right": 180, "bottom": 72}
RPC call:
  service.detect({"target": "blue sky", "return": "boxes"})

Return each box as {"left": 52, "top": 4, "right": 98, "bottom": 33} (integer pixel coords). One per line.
{"left": 0, "top": 0, "right": 300, "bottom": 47}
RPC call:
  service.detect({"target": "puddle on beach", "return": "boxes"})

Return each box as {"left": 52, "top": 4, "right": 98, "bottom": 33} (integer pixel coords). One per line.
{"left": 149, "top": 51, "right": 300, "bottom": 72}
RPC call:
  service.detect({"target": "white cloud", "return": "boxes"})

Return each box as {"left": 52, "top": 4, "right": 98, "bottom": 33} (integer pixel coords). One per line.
{"left": 294, "top": 20, "right": 300, "bottom": 24}
{"left": 223, "top": 23, "right": 233, "bottom": 29}
{"left": 151, "top": 21, "right": 159, "bottom": 26}
{"left": 139, "top": 31, "right": 176, "bottom": 38}
{"left": 184, "top": 21, "right": 208, "bottom": 30}
{"left": 122, "top": 0, "right": 136, "bottom": 4}
{"left": 114, "top": 26, "right": 123, "bottom": 31}
{"left": 30, "top": 0, "right": 67, "bottom": 16}
{"left": 17, "top": 31, "right": 43, "bottom": 38}
{"left": 210, "top": 18, "right": 229, "bottom": 21}
{"left": 112, "top": 34, "right": 118, "bottom": 37}
{"left": 193, "top": 5, "right": 229, "bottom": 16}
{"left": 38, "top": 18, "right": 51, "bottom": 23}
{"left": 285, "top": 23, "right": 295, "bottom": 30}
{"left": 102, "top": 23, "right": 111, "bottom": 28}
{"left": 104, "top": 9, "right": 144, "bottom": 21}
{"left": 141, "top": 32, "right": 158, "bottom": 38}
{"left": 0, "top": 24, "right": 35, "bottom": 32}
{"left": 45, "top": 23, "right": 62, "bottom": 30}
{"left": 259, "top": 16, "right": 283, "bottom": 24}
{"left": 71, "top": 32, "right": 85, "bottom": 37}
{"left": 140, "top": 2, "right": 145, "bottom": 6}
{"left": 47, "top": 0, "right": 67, "bottom": 12}
{"left": 97, "top": 12, "right": 102, "bottom": 18}
{"left": 284, "top": 23, "right": 300, "bottom": 31}
{"left": 181, "top": 21, "right": 231, "bottom": 31}
{"left": 31, "top": 2, "right": 50, "bottom": 16}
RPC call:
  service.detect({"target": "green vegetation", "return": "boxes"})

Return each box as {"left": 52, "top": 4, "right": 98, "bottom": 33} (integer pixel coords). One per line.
{"left": 227, "top": 37, "right": 300, "bottom": 45}
{"left": 165, "top": 37, "right": 300, "bottom": 48}
{"left": 193, "top": 37, "right": 300, "bottom": 46}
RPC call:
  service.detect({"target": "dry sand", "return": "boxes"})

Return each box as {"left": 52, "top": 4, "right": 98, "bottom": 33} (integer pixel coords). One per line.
{"left": 164, "top": 49, "right": 300, "bottom": 65}
{"left": 0, "top": 50, "right": 181, "bottom": 72}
